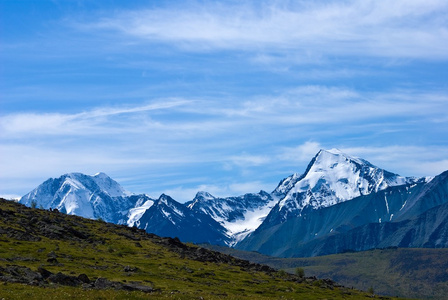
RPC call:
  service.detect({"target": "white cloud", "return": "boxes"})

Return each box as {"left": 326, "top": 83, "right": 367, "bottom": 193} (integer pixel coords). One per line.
{"left": 278, "top": 141, "right": 322, "bottom": 163}
{"left": 0, "top": 99, "right": 191, "bottom": 137}
{"left": 2, "top": 87, "right": 446, "bottom": 141}
{"left": 0, "top": 113, "right": 75, "bottom": 135}
{"left": 161, "top": 181, "right": 271, "bottom": 203}
{"left": 1, "top": 86, "right": 447, "bottom": 198}
{"left": 339, "top": 145, "right": 448, "bottom": 177}
{"left": 228, "top": 154, "right": 271, "bottom": 167}
{"left": 83, "top": 99, "right": 192, "bottom": 118}
{"left": 228, "top": 181, "right": 270, "bottom": 195}
{"left": 80, "top": 0, "right": 448, "bottom": 59}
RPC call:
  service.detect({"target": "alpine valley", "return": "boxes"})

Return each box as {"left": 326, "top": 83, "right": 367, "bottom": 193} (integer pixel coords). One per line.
{"left": 19, "top": 149, "right": 448, "bottom": 258}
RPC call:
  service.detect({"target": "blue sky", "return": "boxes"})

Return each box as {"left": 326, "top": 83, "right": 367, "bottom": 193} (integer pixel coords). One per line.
{"left": 1, "top": 0, "right": 448, "bottom": 201}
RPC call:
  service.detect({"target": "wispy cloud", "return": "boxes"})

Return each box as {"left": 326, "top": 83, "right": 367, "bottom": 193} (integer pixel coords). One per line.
{"left": 4, "top": 86, "right": 446, "bottom": 144}
{"left": 339, "top": 145, "right": 448, "bottom": 177}
{"left": 161, "top": 181, "right": 271, "bottom": 203}
{"left": 228, "top": 154, "right": 271, "bottom": 167}
{"left": 0, "top": 99, "right": 191, "bottom": 137}
{"left": 277, "top": 141, "right": 323, "bottom": 164}
{"left": 271, "top": 143, "right": 448, "bottom": 178}
{"left": 80, "top": 0, "right": 448, "bottom": 59}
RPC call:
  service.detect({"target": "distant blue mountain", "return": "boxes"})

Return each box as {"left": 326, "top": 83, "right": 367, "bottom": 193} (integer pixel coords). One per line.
{"left": 236, "top": 171, "right": 448, "bottom": 257}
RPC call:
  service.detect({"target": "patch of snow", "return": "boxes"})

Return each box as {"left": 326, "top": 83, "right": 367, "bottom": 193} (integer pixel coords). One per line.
{"left": 59, "top": 184, "right": 94, "bottom": 218}
{"left": 223, "top": 197, "right": 279, "bottom": 246}
{"left": 160, "top": 208, "right": 176, "bottom": 225}
{"left": 167, "top": 203, "right": 184, "bottom": 218}
{"left": 384, "top": 195, "right": 390, "bottom": 214}
{"left": 127, "top": 200, "right": 155, "bottom": 227}
{"left": 400, "top": 200, "right": 407, "bottom": 211}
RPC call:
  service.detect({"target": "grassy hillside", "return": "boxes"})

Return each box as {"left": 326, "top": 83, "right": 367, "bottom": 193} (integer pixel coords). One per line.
{"left": 203, "top": 244, "right": 448, "bottom": 299}
{"left": 0, "top": 198, "right": 392, "bottom": 299}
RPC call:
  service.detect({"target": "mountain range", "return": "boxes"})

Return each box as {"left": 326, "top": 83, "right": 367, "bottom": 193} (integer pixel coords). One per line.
{"left": 19, "top": 149, "right": 448, "bottom": 257}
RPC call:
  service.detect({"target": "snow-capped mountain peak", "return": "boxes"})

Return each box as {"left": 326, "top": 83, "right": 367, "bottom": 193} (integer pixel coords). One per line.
{"left": 264, "top": 149, "right": 417, "bottom": 226}
{"left": 158, "top": 193, "right": 175, "bottom": 205}
{"left": 195, "top": 191, "right": 216, "bottom": 201}
{"left": 19, "top": 172, "right": 134, "bottom": 223}
{"left": 156, "top": 194, "right": 186, "bottom": 219}
{"left": 187, "top": 191, "right": 216, "bottom": 209}
{"left": 91, "top": 172, "right": 132, "bottom": 197}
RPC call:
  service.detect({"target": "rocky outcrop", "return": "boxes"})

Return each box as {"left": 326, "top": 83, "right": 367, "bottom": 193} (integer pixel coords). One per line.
{"left": 0, "top": 203, "right": 98, "bottom": 243}
{"left": 0, "top": 265, "right": 154, "bottom": 292}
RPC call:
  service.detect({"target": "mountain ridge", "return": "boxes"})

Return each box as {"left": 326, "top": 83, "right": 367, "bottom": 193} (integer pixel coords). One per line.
{"left": 237, "top": 170, "right": 448, "bottom": 257}
{"left": 259, "top": 148, "right": 422, "bottom": 230}
{"left": 17, "top": 149, "right": 444, "bottom": 257}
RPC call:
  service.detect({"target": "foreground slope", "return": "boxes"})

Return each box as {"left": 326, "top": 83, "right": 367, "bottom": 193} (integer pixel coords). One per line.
{"left": 0, "top": 198, "right": 385, "bottom": 299}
